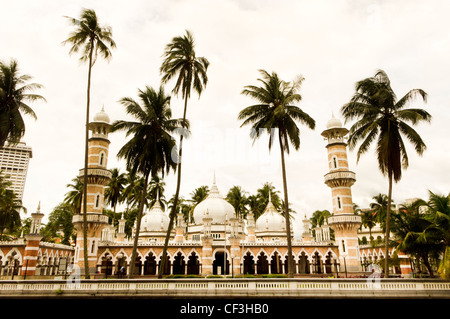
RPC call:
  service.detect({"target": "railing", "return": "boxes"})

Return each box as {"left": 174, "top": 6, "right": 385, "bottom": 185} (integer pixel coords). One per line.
{"left": 78, "top": 168, "right": 112, "bottom": 179}
{"left": 1, "top": 278, "right": 449, "bottom": 298}
{"left": 328, "top": 214, "right": 362, "bottom": 224}
{"left": 324, "top": 171, "right": 356, "bottom": 183}
{"left": 72, "top": 214, "right": 109, "bottom": 224}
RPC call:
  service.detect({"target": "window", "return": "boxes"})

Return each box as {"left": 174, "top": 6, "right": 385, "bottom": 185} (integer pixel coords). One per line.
{"left": 337, "top": 197, "right": 342, "bottom": 209}
{"left": 342, "top": 240, "right": 346, "bottom": 253}
{"left": 95, "top": 195, "right": 100, "bottom": 208}
{"left": 99, "top": 152, "right": 105, "bottom": 166}
{"left": 332, "top": 156, "right": 338, "bottom": 169}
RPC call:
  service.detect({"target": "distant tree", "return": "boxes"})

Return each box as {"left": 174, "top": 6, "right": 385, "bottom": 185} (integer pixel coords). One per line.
{"left": 41, "top": 202, "right": 74, "bottom": 245}
{"left": 226, "top": 186, "right": 249, "bottom": 219}
{"left": 64, "top": 177, "right": 83, "bottom": 214}
{"left": 104, "top": 168, "right": 127, "bottom": 226}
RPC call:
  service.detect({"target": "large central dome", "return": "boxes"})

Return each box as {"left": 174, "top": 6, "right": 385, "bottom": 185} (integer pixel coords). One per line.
{"left": 192, "top": 180, "right": 235, "bottom": 225}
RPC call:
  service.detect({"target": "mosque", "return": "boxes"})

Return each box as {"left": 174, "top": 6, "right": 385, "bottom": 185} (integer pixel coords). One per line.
{"left": 0, "top": 108, "right": 412, "bottom": 278}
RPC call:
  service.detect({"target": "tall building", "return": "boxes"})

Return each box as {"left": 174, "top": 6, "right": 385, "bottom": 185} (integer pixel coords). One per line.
{"left": 0, "top": 141, "right": 33, "bottom": 201}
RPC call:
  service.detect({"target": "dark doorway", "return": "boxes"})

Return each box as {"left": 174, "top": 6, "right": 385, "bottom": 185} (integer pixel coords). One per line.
{"left": 243, "top": 252, "right": 255, "bottom": 275}
{"left": 158, "top": 252, "right": 171, "bottom": 275}
{"left": 213, "top": 251, "right": 229, "bottom": 275}
{"left": 144, "top": 253, "right": 157, "bottom": 275}
{"left": 271, "top": 252, "right": 282, "bottom": 274}
{"left": 187, "top": 253, "right": 200, "bottom": 275}
{"left": 173, "top": 252, "right": 186, "bottom": 275}
{"left": 257, "top": 252, "right": 269, "bottom": 274}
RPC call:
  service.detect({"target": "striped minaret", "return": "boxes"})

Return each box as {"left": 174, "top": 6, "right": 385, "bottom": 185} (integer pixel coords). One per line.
{"left": 322, "top": 114, "right": 362, "bottom": 273}
{"left": 21, "top": 202, "right": 44, "bottom": 276}
{"left": 72, "top": 107, "right": 112, "bottom": 275}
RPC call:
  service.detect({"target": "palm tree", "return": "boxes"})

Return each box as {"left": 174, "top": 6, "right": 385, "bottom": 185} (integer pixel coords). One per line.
{"left": 311, "top": 210, "right": 331, "bottom": 229}
{"left": 360, "top": 209, "right": 377, "bottom": 244}
{"left": 64, "top": 177, "right": 83, "bottom": 214}
{"left": 104, "top": 168, "right": 126, "bottom": 227}
{"left": 159, "top": 30, "right": 209, "bottom": 278}
{"left": 226, "top": 186, "right": 249, "bottom": 219}
{"left": 0, "top": 59, "right": 45, "bottom": 147}
{"left": 147, "top": 175, "right": 167, "bottom": 210}
{"left": 186, "top": 185, "right": 209, "bottom": 224}
{"left": 238, "top": 70, "right": 315, "bottom": 277}
{"left": 122, "top": 171, "right": 144, "bottom": 210}
{"left": 110, "top": 85, "right": 187, "bottom": 278}
{"left": 341, "top": 69, "right": 431, "bottom": 276}
{"left": 391, "top": 200, "right": 438, "bottom": 277}
{"left": 422, "top": 191, "right": 450, "bottom": 279}
{"left": 256, "top": 182, "right": 282, "bottom": 211}
{"left": 370, "top": 193, "right": 391, "bottom": 232}
{"left": 63, "top": 8, "right": 116, "bottom": 278}
{"left": 0, "top": 189, "right": 25, "bottom": 238}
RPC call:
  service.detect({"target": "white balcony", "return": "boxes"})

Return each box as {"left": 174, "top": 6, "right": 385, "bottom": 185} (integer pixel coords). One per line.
{"left": 72, "top": 214, "right": 109, "bottom": 224}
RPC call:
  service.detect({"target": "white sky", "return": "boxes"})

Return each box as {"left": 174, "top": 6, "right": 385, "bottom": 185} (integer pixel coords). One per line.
{"left": 1, "top": 0, "right": 449, "bottom": 235}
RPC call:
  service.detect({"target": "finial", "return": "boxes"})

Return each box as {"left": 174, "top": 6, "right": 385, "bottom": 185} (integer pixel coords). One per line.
{"left": 213, "top": 170, "right": 216, "bottom": 185}
{"left": 268, "top": 191, "right": 272, "bottom": 203}
{"left": 37, "top": 201, "right": 41, "bottom": 213}
{"left": 101, "top": 104, "right": 105, "bottom": 112}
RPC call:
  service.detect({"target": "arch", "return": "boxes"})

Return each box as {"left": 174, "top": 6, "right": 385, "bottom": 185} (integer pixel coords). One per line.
{"left": 173, "top": 252, "right": 186, "bottom": 275}
{"left": 256, "top": 251, "right": 269, "bottom": 275}
{"left": 270, "top": 251, "right": 282, "bottom": 274}
{"left": 213, "top": 250, "right": 229, "bottom": 275}
{"left": 158, "top": 251, "right": 171, "bottom": 276}
{"left": 324, "top": 251, "right": 333, "bottom": 274}
{"left": 243, "top": 251, "right": 255, "bottom": 275}
{"left": 99, "top": 251, "right": 113, "bottom": 275}
{"left": 187, "top": 251, "right": 200, "bottom": 275}
{"left": 144, "top": 252, "right": 157, "bottom": 275}
{"left": 298, "top": 251, "right": 310, "bottom": 274}
{"left": 312, "top": 251, "right": 323, "bottom": 274}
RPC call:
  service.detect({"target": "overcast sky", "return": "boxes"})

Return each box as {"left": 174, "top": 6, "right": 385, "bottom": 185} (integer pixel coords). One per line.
{"left": 1, "top": 0, "right": 449, "bottom": 235}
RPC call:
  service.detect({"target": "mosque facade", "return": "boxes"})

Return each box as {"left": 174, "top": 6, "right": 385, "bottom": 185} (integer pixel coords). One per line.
{"left": 0, "top": 108, "right": 413, "bottom": 278}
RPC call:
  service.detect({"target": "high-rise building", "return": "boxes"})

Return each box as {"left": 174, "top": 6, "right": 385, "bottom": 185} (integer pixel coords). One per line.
{"left": 0, "top": 141, "right": 33, "bottom": 201}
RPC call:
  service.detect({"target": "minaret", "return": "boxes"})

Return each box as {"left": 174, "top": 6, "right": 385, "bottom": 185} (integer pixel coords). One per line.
{"left": 72, "top": 107, "right": 112, "bottom": 275}
{"left": 21, "top": 202, "right": 44, "bottom": 277}
{"left": 321, "top": 114, "right": 362, "bottom": 272}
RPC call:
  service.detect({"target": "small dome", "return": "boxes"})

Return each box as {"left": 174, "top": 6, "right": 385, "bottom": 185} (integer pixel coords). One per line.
{"left": 255, "top": 200, "right": 286, "bottom": 233}
{"left": 141, "top": 201, "right": 169, "bottom": 232}
{"left": 326, "top": 114, "right": 342, "bottom": 129}
{"left": 192, "top": 181, "right": 236, "bottom": 224}
{"left": 93, "top": 106, "right": 110, "bottom": 124}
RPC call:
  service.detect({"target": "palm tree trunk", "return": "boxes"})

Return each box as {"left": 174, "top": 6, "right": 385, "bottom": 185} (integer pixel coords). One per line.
{"left": 82, "top": 37, "right": 94, "bottom": 279}
{"left": 128, "top": 172, "right": 150, "bottom": 279}
{"left": 385, "top": 170, "right": 393, "bottom": 277}
{"left": 279, "top": 132, "right": 294, "bottom": 278}
{"left": 159, "top": 95, "right": 188, "bottom": 278}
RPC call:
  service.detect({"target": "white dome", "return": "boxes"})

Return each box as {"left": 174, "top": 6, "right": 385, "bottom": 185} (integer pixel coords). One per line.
{"left": 141, "top": 201, "right": 169, "bottom": 232}
{"left": 192, "top": 182, "right": 236, "bottom": 224}
{"left": 255, "top": 200, "right": 286, "bottom": 233}
{"left": 326, "top": 114, "right": 342, "bottom": 129}
{"left": 93, "top": 107, "right": 110, "bottom": 124}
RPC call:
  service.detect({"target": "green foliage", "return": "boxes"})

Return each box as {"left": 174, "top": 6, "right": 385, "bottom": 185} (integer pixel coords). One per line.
{"left": 41, "top": 202, "right": 74, "bottom": 245}
{"left": 0, "top": 59, "right": 45, "bottom": 147}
